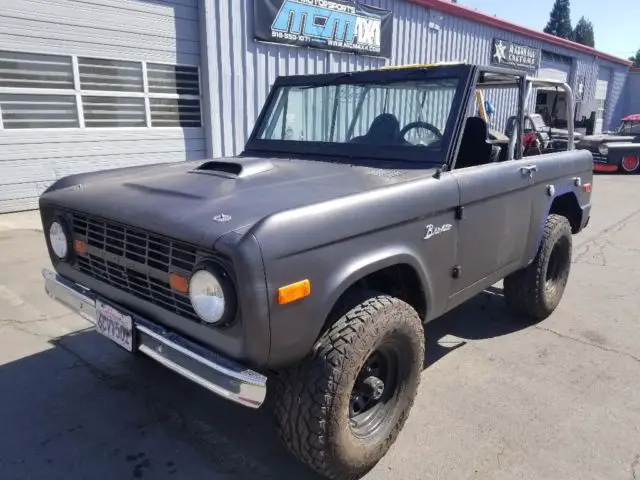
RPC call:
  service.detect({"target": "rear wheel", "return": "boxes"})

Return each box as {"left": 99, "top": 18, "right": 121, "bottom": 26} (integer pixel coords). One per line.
{"left": 503, "top": 214, "right": 573, "bottom": 320}
{"left": 273, "top": 293, "right": 424, "bottom": 480}
{"left": 620, "top": 154, "right": 640, "bottom": 174}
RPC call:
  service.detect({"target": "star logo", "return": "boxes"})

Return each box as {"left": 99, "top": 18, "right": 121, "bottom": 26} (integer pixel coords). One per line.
{"left": 494, "top": 40, "right": 507, "bottom": 63}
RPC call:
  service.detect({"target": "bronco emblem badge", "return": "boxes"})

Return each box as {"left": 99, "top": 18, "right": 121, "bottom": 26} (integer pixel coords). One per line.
{"left": 213, "top": 214, "right": 232, "bottom": 223}
{"left": 423, "top": 223, "right": 453, "bottom": 240}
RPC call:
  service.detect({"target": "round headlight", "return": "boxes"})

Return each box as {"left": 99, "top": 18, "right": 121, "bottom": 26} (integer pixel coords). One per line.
{"left": 49, "top": 221, "right": 69, "bottom": 259}
{"left": 599, "top": 144, "right": 609, "bottom": 155}
{"left": 189, "top": 269, "right": 228, "bottom": 324}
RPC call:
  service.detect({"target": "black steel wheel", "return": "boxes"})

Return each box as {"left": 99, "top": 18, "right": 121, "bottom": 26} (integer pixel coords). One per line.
{"left": 504, "top": 214, "right": 573, "bottom": 320}
{"left": 273, "top": 292, "right": 424, "bottom": 480}
{"left": 348, "top": 340, "right": 406, "bottom": 439}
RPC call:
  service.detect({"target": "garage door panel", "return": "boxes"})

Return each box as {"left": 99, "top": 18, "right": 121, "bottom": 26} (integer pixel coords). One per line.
{"left": 0, "top": 196, "right": 39, "bottom": 213}
{"left": 0, "top": 0, "right": 202, "bottom": 213}
{"left": 1, "top": 136, "right": 205, "bottom": 161}
{"left": 2, "top": 2, "right": 199, "bottom": 42}
{"left": 537, "top": 67, "right": 569, "bottom": 83}
{"left": 595, "top": 80, "right": 609, "bottom": 100}
{"left": 1, "top": 150, "right": 206, "bottom": 184}
{"left": 0, "top": 128, "right": 205, "bottom": 146}
{"left": 0, "top": 20, "right": 199, "bottom": 59}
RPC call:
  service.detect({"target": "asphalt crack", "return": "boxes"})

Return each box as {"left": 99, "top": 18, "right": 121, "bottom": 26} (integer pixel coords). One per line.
{"left": 574, "top": 207, "right": 640, "bottom": 264}
{"left": 534, "top": 326, "right": 640, "bottom": 365}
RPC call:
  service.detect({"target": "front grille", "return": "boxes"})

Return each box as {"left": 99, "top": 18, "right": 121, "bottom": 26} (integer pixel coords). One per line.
{"left": 71, "top": 213, "right": 200, "bottom": 322}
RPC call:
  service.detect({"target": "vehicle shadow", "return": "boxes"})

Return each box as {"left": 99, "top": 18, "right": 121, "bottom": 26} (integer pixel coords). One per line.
{"left": 0, "top": 286, "right": 538, "bottom": 480}
{"left": 423, "top": 285, "right": 541, "bottom": 368}
{"left": 0, "top": 328, "right": 323, "bottom": 480}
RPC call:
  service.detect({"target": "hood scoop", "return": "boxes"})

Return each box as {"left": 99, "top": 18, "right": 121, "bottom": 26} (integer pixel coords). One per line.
{"left": 191, "top": 157, "right": 274, "bottom": 179}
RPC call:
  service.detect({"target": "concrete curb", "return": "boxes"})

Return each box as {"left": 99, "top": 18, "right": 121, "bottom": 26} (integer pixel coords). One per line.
{"left": 0, "top": 210, "right": 42, "bottom": 232}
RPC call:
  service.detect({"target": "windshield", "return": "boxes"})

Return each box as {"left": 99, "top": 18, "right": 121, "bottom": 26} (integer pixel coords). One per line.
{"left": 255, "top": 78, "right": 460, "bottom": 154}
{"left": 615, "top": 121, "right": 640, "bottom": 135}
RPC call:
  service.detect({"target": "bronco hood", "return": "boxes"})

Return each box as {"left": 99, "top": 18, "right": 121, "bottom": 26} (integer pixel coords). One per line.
{"left": 40, "top": 155, "right": 420, "bottom": 247}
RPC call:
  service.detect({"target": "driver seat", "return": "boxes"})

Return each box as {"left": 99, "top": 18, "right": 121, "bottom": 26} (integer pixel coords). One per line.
{"left": 455, "top": 117, "right": 494, "bottom": 169}
{"left": 350, "top": 113, "right": 409, "bottom": 145}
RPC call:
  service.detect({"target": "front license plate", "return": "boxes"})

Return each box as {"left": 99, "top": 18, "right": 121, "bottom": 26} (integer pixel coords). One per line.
{"left": 96, "top": 300, "right": 135, "bottom": 352}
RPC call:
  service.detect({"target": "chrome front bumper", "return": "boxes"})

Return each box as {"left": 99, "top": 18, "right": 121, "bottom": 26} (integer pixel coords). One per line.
{"left": 42, "top": 269, "right": 267, "bottom": 409}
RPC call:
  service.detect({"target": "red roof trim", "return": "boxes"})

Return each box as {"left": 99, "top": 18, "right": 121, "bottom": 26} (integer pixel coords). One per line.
{"left": 623, "top": 114, "right": 640, "bottom": 122}
{"left": 408, "top": 0, "right": 632, "bottom": 67}
{"left": 631, "top": 67, "right": 640, "bottom": 73}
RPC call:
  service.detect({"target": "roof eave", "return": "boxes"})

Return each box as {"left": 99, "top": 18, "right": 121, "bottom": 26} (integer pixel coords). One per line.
{"left": 408, "top": 0, "right": 632, "bottom": 67}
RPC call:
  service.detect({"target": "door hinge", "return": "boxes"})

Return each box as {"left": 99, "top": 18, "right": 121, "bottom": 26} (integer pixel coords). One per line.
{"left": 455, "top": 206, "right": 465, "bottom": 220}
{"left": 452, "top": 265, "right": 461, "bottom": 279}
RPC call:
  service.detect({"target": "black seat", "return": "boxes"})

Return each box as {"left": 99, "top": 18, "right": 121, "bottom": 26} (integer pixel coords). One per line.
{"left": 455, "top": 117, "right": 494, "bottom": 169}
{"left": 350, "top": 113, "right": 407, "bottom": 146}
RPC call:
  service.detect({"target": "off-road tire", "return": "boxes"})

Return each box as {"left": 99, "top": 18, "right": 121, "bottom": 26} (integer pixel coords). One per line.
{"left": 503, "top": 214, "right": 572, "bottom": 320}
{"left": 272, "top": 292, "right": 424, "bottom": 480}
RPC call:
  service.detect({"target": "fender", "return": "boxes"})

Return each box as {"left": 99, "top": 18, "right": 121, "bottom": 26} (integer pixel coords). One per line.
{"left": 321, "top": 247, "right": 434, "bottom": 326}
{"left": 527, "top": 188, "right": 585, "bottom": 265}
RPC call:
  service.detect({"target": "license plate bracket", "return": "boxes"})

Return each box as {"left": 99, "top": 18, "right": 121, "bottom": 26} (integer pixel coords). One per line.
{"left": 96, "top": 300, "right": 136, "bottom": 352}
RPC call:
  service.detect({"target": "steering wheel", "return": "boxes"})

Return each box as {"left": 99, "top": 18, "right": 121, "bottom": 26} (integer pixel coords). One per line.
{"left": 399, "top": 121, "right": 443, "bottom": 145}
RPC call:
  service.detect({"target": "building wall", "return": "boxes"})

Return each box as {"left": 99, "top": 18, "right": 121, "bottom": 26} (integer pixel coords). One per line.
{"left": 202, "top": 0, "right": 629, "bottom": 158}
{"left": 621, "top": 72, "right": 640, "bottom": 118}
{"left": 606, "top": 66, "right": 634, "bottom": 127}
{"left": 0, "top": 0, "right": 205, "bottom": 213}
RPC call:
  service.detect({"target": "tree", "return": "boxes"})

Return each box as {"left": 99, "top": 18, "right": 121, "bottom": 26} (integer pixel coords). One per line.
{"left": 629, "top": 49, "right": 640, "bottom": 67}
{"left": 544, "top": 0, "right": 573, "bottom": 40}
{"left": 573, "top": 16, "right": 595, "bottom": 47}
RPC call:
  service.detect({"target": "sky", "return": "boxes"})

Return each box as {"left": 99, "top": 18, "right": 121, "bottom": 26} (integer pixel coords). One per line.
{"left": 456, "top": 0, "right": 639, "bottom": 60}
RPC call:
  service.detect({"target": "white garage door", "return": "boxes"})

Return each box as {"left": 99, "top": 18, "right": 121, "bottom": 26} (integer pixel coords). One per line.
{"left": 594, "top": 67, "right": 611, "bottom": 133}
{"left": 537, "top": 52, "right": 573, "bottom": 85}
{"left": 0, "top": 0, "right": 205, "bottom": 214}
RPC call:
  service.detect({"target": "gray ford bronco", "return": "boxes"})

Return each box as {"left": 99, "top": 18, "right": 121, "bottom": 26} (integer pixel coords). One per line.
{"left": 40, "top": 63, "right": 593, "bottom": 479}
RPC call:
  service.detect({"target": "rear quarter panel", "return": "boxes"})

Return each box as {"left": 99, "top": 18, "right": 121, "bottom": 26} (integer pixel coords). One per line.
{"left": 524, "top": 149, "right": 593, "bottom": 264}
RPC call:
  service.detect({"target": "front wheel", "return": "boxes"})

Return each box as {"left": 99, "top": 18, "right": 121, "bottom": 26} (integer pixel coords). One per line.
{"left": 503, "top": 214, "right": 573, "bottom": 320}
{"left": 273, "top": 293, "right": 424, "bottom": 480}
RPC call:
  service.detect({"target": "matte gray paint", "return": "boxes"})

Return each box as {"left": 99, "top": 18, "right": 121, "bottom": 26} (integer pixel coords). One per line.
{"left": 39, "top": 65, "right": 595, "bottom": 369}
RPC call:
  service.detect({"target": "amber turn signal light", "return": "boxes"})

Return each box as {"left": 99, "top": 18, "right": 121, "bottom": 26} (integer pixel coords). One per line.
{"left": 74, "top": 239, "right": 88, "bottom": 255}
{"left": 169, "top": 272, "right": 189, "bottom": 294}
{"left": 278, "top": 279, "right": 311, "bottom": 305}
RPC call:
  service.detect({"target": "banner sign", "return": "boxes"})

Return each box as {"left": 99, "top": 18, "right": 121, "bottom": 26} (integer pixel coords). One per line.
{"left": 491, "top": 38, "right": 541, "bottom": 71}
{"left": 254, "top": 0, "right": 394, "bottom": 58}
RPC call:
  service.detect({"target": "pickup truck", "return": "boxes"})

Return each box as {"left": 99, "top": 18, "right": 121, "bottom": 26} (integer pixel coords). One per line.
{"left": 577, "top": 114, "right": 640, "bottom": 173}
{"left": 39, "top": 63, "right": 593, "bottom": 480}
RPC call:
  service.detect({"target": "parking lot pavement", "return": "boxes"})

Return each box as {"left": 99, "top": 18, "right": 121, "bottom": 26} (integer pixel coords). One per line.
{"left": 0, "top": 173, "right": 639, "bottom": 480}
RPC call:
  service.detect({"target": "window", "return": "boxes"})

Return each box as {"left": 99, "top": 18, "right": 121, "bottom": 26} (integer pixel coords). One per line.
{"left": 0, "top": 49, "right": 201, "bottom": 130}
{"left": 147, "top": 63, "right": 199, "bottom": 96}
{"left": 78, "top": 57, "right": 143, "bottom": 92}
{"left": 258, "top": 79, "right": 459, "bottom": 149}
{"left": 150, "top": 98, "right": 201, "bottom": 127}
{"left": 0, "top": 50, "right": 73, "bottom": 90}
{"left": 147, "top": 63, "right": 201, "bottom": 127}
{"left": 541, "top": 51, "right": 573, "bottom": 66}
{"left": 0, "top": 94, "right": 78, "bottom": 129}
{"left": 83, "top": 96, "right": 146, "bottom": 128}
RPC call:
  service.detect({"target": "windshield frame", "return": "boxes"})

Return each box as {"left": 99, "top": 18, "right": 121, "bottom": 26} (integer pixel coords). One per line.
{"left": 244, "top": 65, "right": 474, "bottom": 164}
